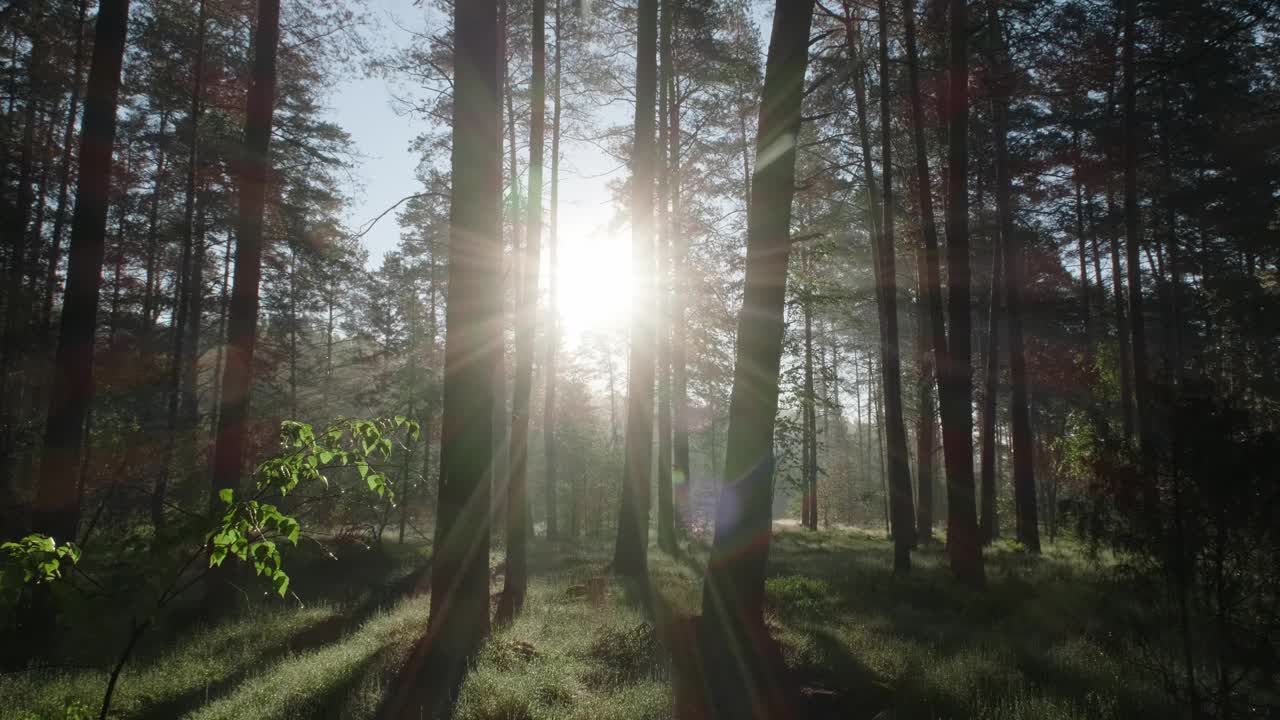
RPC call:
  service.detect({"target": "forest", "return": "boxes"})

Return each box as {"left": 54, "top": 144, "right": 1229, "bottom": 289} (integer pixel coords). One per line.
{"left": 0, "top": 0, "right": 1278, "bottom": 717}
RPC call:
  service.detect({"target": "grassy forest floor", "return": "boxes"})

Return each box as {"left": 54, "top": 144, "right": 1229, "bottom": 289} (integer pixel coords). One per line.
{"left": 1, "top": 527, "right": 1173, "bottom": 720}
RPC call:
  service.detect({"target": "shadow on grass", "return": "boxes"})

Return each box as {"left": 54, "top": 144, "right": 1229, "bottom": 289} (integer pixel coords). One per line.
{"left": 135, "top": 552, "right": 431, "bottom": 720}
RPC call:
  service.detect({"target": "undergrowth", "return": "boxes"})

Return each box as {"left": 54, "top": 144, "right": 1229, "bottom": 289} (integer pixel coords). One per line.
{"left": 3, "top": 526, "right": 1173, "bottom": 719}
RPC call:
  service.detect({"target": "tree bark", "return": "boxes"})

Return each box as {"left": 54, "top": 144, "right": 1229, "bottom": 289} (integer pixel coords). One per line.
{"left": 32, "top": 0, "right": 131, "bottom": 541}
{"left": 1122, "top": 0, "right": 1157, "bottom": 518}
{"left": 940, "top": 0, "right": 985, "bottom": 586}
{"left": 699, "top": 2, "right": 814, "bottom": 716}
{"left": 987, "top": 1, "right": 1039, "bottom": 552}
{"left": 157, "top": 0, "right": 206, "bottom": 529}
{"left": 41, "top": 0, "right": 88, "bottom": 338}
{"left": 802, "top": 263, "right": 817, "bottom": 530}
{"left": 667, "top": 13, "right": 691, "bottom": 542}
{"left": 416, "top": 0, "right": 502, "bottom": 711}
{"left": 876, "top": 0, "right": 916, "bottom": 571}
{"left": 978, "top": 238, "right": 1000, "bottom": 545}
{"left": 902, "top": 0, "right": 938, "bottom": 545}
{"left": 498, "top": 0, "right": 547, "bottom": 622}
{"left": 655, "top": 0, "right": 675, "bottom": 553}
{"left": 612, "top": 0, "right": 658, "bottom": 580}
{"left": 543, "top": 0, "right": 562, "bottom": 542}
{"left": 209, "top": 0, "right": 281, "bottom": 538}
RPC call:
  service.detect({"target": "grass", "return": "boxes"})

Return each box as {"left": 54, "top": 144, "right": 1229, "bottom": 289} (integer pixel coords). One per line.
{"left": 2, "top": 526, "right": 1174, "bottom": 719}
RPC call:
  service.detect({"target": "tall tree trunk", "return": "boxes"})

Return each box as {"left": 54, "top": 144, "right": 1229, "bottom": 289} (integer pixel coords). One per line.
{"left": 802, "top": 264, "right": 817, "bottom": 530}
{"left": 902, "top": 0, "right": 938, "bottom": 546}
{"left": 398, "top": 284, "right": 420, "bottom": 547}
{"left": 492, "top": 0, "right": 516, "bottom": 532}
{"left": 32, "top": 0, "right": 131, "bottom": 541}
{"left": 612, "top": 0, "right": 658, "bottom": 580}
{"left": 987, "top": 1, "right": 1038, "bottom": 553}
{"left": 209, "top": 0, "right": 281, "bottom": 542}
{"left": 668, "top": 17, "right": 691, "bottom": 541}
{"left": 543, "top": 0, "right": 562, "bottom": 542}
{"left": 983, "top": 5, "right": 1034, "bottom": 550}
{"left": 1158, "top": 81, "right": 1183, "bottom": 381}
{"left": 655, "top": 0, "right": 675, "bottom": 553}
{"left": 978, "top": 239, "right": 1000, "bottom": 545}
{"left": 874, "top": 355, "right": 888, "bottom": 534}
{"left": 390, "top": 2, "right": 501, "bottom": 715}
{"left": 844, "top": 0, "right": 883, "bottom": 535}
{"left": 699, "top": 3, "right": 814, "bottom": 717}
{"left": 1122, "top": 0, "right": 1156, "bottom": 518}
{"left": 498, "top": 0, "right": 547, "bottom": 623}
{"left": 876, "top": 0, "right": 916, "bottom": 571}
{"left": 940, "top": 0, "right": 984, "bottom": 587}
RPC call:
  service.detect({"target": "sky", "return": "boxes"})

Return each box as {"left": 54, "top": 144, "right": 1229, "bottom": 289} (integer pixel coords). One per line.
{"left": 328, "top": 0, "right": 639, "bottom": 342}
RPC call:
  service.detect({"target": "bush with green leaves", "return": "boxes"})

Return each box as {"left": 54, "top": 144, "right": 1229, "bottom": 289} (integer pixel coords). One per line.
{"left": 1, "top": 534, "right": 82, "bottom": 608}
{"left": 209, "top": 416, "right": 417, "bottom": 597}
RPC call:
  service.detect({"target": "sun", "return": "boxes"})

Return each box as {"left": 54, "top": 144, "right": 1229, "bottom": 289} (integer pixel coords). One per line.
{"left": 549, "top": 213, "right": 633, "bottom": 342}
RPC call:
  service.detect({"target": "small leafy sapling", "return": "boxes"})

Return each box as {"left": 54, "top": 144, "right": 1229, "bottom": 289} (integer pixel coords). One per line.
{"left": 2, "top": 416, "right": 417, "bottom": 719}
{"left": 208, "top": 416, "right": 418, "bottom": 597}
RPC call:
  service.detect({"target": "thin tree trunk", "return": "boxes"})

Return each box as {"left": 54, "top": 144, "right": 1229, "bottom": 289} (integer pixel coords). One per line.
{"left": 988, "top": 1, "right": 1038, "bottom": 552}
{"left": 902, "top": 0, "right": 938, "bottom": 546}
{"left": 399, "top": 288, "right": 419, "bottom": 545}
{"left": 1122, "top": 0, "right": 1156, "bottom": 518}
{"left": 158, "top": 2, "right": 206, "bottom": 524}
{"left": 612, "top": 0, "right": 658, "bottom": 580}
{"left": 498, "top": 0, "right": 547, "bottom": 622}
{"left": 1, "top": 25, "right": 46, "bottom": 419}
{"left": 700, "top": 3, "right": 815, "bottom": 717}
{"left": 1073, "top": 127, "right": 1092, "bottom": 352}
{"left": 876, "top": 0, "right": 915, "bottom": 570}
{"left": 1105, "top": 158, "right": 1134, "bottom": 439}
{"left": 32, "top": 0, "right": 131, "bottom": 541}
{"left": 668, "top": 18, "right": 691, "bottom": 541}
{"left": 41, "top": 0, "right": 89, "bottom": 336}
{"left": 655, "top": 0, "right": 675, "bottom": 553}
{"left": 543, "top": 0, "right": 562, "bottom": 542}
{"left": 802, "top": 264, "right": 817, "bottom": 530}
{"left": 979, "top": 233, "right": 1001, "bottom": 545}
{"left": 209, "top": 231, "right": 232, "bottom": 436}
{"left": 874, "top": 355, "right": 888, "bottom": 534}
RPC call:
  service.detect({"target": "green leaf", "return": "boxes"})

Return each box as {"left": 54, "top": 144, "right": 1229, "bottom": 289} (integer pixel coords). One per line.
{"left": 219, "top": 488, "right": 234, "bottom": 505}
{"left": 273, "top": 571, "right": 290, "bottom": 598}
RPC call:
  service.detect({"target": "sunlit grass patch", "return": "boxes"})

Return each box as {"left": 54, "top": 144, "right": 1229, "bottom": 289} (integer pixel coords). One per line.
{"left": 452, "top": 541, "right": 676, "bottom": 720}
{"left": 186, "top": 593, "right": 429, "bottom": 720}
{"left": 0, "top": 604, "right": 340, "bottom": 720}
